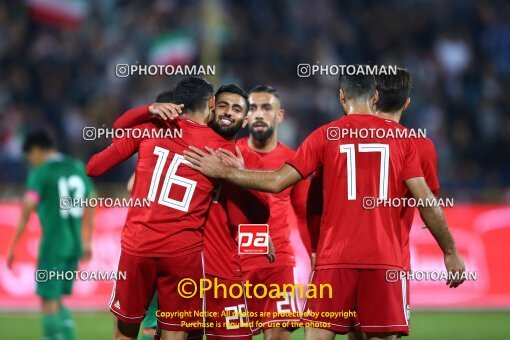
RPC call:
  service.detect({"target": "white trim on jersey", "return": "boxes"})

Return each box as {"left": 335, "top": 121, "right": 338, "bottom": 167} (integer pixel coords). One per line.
{"left": 402, "top": 277, "right": 408, "bottom": 326}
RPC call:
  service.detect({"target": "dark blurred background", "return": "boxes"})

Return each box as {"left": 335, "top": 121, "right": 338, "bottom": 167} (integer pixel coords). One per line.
{"left": 1, "top": 0, "right": 509, "bottom": 201}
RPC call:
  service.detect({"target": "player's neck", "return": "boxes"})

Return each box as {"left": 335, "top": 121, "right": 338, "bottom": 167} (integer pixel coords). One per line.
{"left": 377, "top": 111, "right": 402, "bottom": 123}
{"left": 248, "top": 133, "right": 278, "bottom": 153}
{"left": 181, "top": 112, "right": 208, "bottom": 125}
{"left": 41, "top": 150, "right": 59, "bottom": 164}
{"left": 344, "top": 101, "right": 375, "bottom": 116}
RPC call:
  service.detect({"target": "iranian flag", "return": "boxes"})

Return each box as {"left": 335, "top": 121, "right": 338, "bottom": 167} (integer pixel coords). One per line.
{"left": 27, "top": 0, "right": 89, "bottom": 28}
{"left": 148, "top": 33, "right": 198, "bottom": 66}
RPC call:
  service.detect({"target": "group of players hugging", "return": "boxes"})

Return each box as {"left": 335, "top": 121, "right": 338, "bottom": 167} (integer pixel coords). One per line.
{"left": 10, "top": 68, "right": 465, "bottom": 340}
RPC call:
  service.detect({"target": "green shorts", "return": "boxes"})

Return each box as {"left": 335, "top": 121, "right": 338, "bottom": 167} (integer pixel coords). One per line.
{"left": 141, "top": 293, "right": 158, "bottom": 329}
{"left": 36, "top": 258, "right": 78, "bottom": 300}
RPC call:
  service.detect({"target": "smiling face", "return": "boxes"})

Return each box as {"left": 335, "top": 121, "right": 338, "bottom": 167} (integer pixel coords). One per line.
{"left": 247, "top": 92, "right": 283, "bottom": 141}
{"left": 210, "top": 92, "right": 248, "bottom": 139}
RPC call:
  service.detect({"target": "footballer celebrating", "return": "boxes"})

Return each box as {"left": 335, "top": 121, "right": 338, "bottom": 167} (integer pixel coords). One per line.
{"left": 236, "top": 85, "right": 311, "bottom": 339}
{"left": 115, "top": 84, "right": 273, "bottom": 339}
{"left": 86, "top": 77, "right": 237, "bottom": 340}
{"left": 183, "top": 73, "right": 466, "bottom": 340}
{"left": 307, "top": 69, "right": 442, "bottom": 340}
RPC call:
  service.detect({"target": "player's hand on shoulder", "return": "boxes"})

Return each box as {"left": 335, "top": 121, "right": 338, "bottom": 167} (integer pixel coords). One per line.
{"left": 444, "top": 251, "right": 466, "bottom": 288}
{"left": 216, "top": 146, "right": 245, "bottom": 170}
{"left": 184, "top": 146, "right": 226, "bottom": 178}
{"left": 149, "top": 103, "right": 183, "bottom": 120}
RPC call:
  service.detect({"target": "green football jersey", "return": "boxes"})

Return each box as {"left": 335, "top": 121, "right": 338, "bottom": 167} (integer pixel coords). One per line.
{"left": 26, "top": 154, "right": 94, "bottom": 260}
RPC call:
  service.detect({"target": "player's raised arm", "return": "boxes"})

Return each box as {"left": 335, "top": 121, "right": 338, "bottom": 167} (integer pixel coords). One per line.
{"left": 112, "top": 103, "right": 183, "bottom": 130}
{"left": 405, "top": 176, "right": 466, "bottom": 288}
{"left": 183, "top": 146, "right": 302, "bottom": 193}
{"left": 86, "top": 127, "right": 142, "bottom": 176}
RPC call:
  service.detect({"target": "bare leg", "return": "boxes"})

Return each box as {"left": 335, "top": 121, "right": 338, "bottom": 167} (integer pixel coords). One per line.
{"left": 366, "top": 332, "right": 398, "bottom": 340}
{"left": 305, "top": 327, "right": 335, "bottom": 340}
{"left": 348, "top": 329, "right": 367, "bottom": 340}
{"left": 264, "top": 327, "right": 292, "bottom": 340}
{"left": 160, "top": 329, "right": 188, "bottom": 340}
{"left": 113, "top": 318, "right": 140, "bottom": 340}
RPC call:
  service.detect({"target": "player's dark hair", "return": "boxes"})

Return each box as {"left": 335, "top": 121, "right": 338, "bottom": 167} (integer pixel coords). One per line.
{"left": 22, "top": 130, "right": 55, "bottom": 153}
{"left": 339, "top": 70, "right": 376, "bottom": 102}
{"left": 215, "top": 84, "right": 249, "bottom": 114}
{"left": 375, "top": 68, "right": 412, "bottom": 113}
{"left": 172, "top": 76, "right": 214, "bottom": 113}
{"left": 249, "top": 85, "right": 280, "bottom": 101}
{"left": 155, "top": 90, "right": 173, "bottom": 103}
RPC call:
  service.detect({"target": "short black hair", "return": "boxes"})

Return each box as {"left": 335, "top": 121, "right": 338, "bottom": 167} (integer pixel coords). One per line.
{"left": 249, "top": 85, "right": 280, "bottom": 101}
{"left": 339, "top": 72, "right": 376, "bottom": 102}
{"left": 375, "top": 68, "right": 412, "bottom": 113}
{"left": 215, "top": 84, "right": 249, "bottom": 114}
{"left": 22, "top": 130, "right": 55, "bottom": 153}
{"left": 155, "top": 90, "right": 173, "bottom": 103}
{"left": 172, "top": 77, "right": 214, "bottom": 113}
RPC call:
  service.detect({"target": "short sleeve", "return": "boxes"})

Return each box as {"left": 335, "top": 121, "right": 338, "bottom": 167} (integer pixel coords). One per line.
{"left": 286, "top": 127, "right": 325, "bottom": 178}
{"left": 419, "top": 139, "right": 440, "bottom": 192}
{"left": 401, "top": 139, "right": 424, "bottom": 181}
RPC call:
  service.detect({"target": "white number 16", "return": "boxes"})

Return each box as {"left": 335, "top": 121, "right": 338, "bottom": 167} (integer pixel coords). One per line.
{"left": 147, "top": 146, "right": 197, "bottom": 212}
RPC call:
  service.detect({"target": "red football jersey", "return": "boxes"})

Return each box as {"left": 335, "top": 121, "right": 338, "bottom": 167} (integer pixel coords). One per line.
{"left": 306, "top": 168, "right": 324, "bottom": 253}
{"left": 306, "top": 124, "right": 440, "bottom": 270}
{"left": 204, "top": 144, "right": 270, "bottom": 280}
{"left": 286, "top": 114, "right": 423, "bottom": 270}
{"left": 388, "top": 122, "right": 440, "bottom": 270}
{"left": 236, "top": 138, "right": 310, "bottom": 270}
{"left": 86, "top": 115, "right": 236, "bottom": 257}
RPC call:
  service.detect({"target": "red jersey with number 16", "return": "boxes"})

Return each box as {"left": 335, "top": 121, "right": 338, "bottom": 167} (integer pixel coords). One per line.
{"left": 86, "top": 114, "right": 236, "bottom": 258}
{"left": 286, "top": 114, "right": 423, "bottom": 270}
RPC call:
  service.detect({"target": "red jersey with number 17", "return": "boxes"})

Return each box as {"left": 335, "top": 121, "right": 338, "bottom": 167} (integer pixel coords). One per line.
{"left": 86, "top": 115, "right": 236, "bottom": 258}
{"left": 286, "top": 114, "right": 423, "bottom": 270}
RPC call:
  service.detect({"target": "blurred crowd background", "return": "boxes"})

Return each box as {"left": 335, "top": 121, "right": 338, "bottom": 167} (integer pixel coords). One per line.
{"left": 1, "top": 0, "right": 509, "bottom": 201}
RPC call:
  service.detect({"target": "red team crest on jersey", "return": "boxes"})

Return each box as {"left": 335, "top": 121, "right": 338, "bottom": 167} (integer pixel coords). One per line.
{"left": 238, "top": 224, "right": 269, "bottom": 254}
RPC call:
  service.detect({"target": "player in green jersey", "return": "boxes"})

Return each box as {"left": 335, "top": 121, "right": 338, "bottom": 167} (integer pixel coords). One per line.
{"left": 7, "top": 130, "right": 95, "bottom": 340}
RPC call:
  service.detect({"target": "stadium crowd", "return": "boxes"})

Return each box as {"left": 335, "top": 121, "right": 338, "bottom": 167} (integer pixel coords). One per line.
{"left": 1, "top": 0, "right": 509, "bottom": 201}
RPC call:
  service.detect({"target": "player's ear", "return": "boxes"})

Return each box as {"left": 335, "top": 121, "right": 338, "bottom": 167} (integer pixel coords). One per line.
{"left": 339, "top": 89, "right": 346, "bottom": 104}
{"left": 372, "top": 89, "right": 379, "bottom": 106}
{"left": 403, "top": 97, "right": 411, "bottom": 111}
{"left": 242, "top": 115, "right": 248, "bottom": 128}
{"left": 208, "top": 96, "right": 215, "bottom": 110}
{"left": 277, "top": 108, "right": 285, "bottom": 124}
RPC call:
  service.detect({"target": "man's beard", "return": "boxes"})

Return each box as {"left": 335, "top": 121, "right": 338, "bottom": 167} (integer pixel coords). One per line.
{"left": 211, "top": 117, "right": 244, "bottom": 139}
{"left": 249, "top": 124, "right": 274, "bottom": 141}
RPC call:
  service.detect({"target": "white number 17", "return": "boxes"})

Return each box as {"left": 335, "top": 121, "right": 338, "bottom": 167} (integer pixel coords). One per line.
{"left": 339, "top": 143, "right": 389, "bottom": 200}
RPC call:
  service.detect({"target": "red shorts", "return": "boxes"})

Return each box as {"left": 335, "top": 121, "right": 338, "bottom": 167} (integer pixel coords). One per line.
{"left": 243, "top": 266, "right": 300, "bottom": 331}
{"left": 204, "top": 275, "right": 252, "bottom": 339}
{"left": 109, "top": 250, "right": 205, "bottom": 331}
{"left": 302, "top": 269, "right": 410, "bottom": 335}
